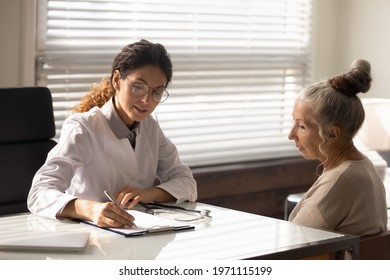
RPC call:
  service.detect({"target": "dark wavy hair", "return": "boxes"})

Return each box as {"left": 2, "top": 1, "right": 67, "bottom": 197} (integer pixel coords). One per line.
{"left": 74, "top": 39, "right": 172, "bottom": 112}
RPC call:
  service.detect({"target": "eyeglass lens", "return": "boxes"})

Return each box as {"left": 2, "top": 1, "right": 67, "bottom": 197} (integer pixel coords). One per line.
{"left": 131, "top": 83, "right": 168, "bottom": 103}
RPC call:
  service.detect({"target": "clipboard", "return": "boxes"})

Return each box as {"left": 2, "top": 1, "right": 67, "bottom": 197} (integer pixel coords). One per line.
{"left": 80, "top": 209, "right": 194, "bottom": 237}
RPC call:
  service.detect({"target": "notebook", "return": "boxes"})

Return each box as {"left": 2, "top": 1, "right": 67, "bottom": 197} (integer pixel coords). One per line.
{"left": 81, "top": 209, "right": 195, "bottom": 237}
{"left": 0, "top": 230, "right": 90, "bottom": 251}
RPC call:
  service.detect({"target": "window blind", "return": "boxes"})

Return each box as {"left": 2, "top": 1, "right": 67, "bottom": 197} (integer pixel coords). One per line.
{"left": 36, "top": 0, "right": 312, "bottom": 167}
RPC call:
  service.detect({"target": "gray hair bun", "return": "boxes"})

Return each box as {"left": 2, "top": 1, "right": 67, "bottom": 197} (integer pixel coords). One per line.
{"left": 328, "top": 59, "right": 372, "bottom": 97}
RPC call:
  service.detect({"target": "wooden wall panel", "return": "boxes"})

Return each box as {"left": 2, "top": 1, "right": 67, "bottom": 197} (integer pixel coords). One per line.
{"left": 192, "top": 157, "right": 319, "bottom": 219}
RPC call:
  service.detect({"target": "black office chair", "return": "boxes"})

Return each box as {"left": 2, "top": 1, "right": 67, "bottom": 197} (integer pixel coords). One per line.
{"left": 0, "top": 87, "right": 56, "bottom": 215}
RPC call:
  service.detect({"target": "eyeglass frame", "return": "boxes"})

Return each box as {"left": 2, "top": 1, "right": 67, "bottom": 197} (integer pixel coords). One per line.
{"left": 125, "top": 77, "right": 169, "bottom": 103}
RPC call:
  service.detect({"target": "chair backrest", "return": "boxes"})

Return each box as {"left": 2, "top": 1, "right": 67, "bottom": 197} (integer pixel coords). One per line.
{"left": 0, "top": 87, "right": 57, "bottom": 215}
{"left": 360, "top": 230, "right": 390, "bottom": 259}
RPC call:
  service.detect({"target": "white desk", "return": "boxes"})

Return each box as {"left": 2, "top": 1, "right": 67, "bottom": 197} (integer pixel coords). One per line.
{"left": 0, "top": 202, "right": 358, "bottom": 260}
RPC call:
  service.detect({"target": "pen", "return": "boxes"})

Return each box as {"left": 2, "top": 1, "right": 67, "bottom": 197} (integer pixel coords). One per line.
{"left": 104, "top": 190, "right": 137, "bottom": 228}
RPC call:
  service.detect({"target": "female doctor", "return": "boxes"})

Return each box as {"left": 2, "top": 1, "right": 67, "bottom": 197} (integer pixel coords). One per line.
{"left": 28, "top": 39, "right": 197, "bottom": 228}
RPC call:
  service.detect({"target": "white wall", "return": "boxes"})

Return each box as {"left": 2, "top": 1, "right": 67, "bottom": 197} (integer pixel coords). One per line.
{"left": 312, "top": 0, "right": 340, "bottom": 81}
{"left": 342, "top": 0, "right": 390, "bottom": 99}
{"left": 314, "top": 0, "right": 390, "bottom": 98}
{"left": 0, "top": 0, "right": 22, "bottom": 86}
{"left": 1, "top": 0, "right": 390, "bottom": 98}
{"left": 0, "top": 0, "right": 35, "bottom": 87}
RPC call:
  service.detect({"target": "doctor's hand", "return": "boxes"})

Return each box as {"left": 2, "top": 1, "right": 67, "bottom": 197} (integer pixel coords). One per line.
{"left": 91, "top": 201, "right": 135, "bottom": 228}
{"left": 58, "top": 198, "right": 135, "bottom": 228}
{"left": 116, "top": 186, "right": 175, "bottom": 209}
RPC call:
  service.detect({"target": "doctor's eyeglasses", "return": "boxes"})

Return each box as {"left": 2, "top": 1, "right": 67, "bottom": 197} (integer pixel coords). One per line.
{"left": 129, "top": 81, "right": 169, "bottom": 103}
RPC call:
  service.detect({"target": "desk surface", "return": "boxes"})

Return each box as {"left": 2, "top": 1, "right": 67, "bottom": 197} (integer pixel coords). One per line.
{"left": 0, "top": 202, "right": 358, "bottom": 260}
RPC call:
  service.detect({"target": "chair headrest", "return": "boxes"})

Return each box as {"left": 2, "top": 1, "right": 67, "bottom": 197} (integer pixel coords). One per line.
{"left": 0, "top": 87, "right": 55, "bottom": 143}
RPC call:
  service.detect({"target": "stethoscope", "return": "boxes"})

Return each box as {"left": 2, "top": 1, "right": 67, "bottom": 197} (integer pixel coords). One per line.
{"left": 137, "top": 202, "right": 212, "bottom": 221}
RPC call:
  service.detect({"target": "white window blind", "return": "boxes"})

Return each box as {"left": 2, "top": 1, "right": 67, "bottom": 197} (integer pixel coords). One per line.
{"left": 36, "top": 0, "right": 312, "bottom": 167}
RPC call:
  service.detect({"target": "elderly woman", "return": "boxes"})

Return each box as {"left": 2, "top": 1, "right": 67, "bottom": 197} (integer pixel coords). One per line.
{"left": 288, "top": 59, "right": 387, "bottom": 236}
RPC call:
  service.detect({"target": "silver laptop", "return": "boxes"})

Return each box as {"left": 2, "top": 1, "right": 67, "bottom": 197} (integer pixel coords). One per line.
{"left": 0, "top": 230, "right": 90, "bottom": 251}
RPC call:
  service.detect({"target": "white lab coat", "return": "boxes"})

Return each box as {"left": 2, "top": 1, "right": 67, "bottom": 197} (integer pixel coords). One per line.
{"left": 27, "top": 99, "right": 197, "bottom": 219}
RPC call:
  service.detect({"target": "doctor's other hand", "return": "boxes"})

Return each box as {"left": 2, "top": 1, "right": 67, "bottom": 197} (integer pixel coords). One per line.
{"left": 116, "top": 186, "right": 175, "bottom": 209}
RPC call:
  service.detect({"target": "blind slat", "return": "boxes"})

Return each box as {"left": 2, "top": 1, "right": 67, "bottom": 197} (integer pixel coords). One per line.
{"left": 37, "top": 0, "right": 313, "bottom": 167}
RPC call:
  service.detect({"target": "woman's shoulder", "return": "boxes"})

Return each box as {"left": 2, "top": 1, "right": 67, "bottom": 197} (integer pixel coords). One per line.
{"left": 60, "top": 107, "right": 109, "bottom": 138}
{"left": 315, "top": 160, "right": 370, "bottom": 192}
{"left": 340, "top": 157, "right": 377, "bottom": 174}
{"left": 63, "top": 107, "right": 105, "bottom": 126}
{"left": 331, "top": 159, "right": 383, "bottom": 190}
